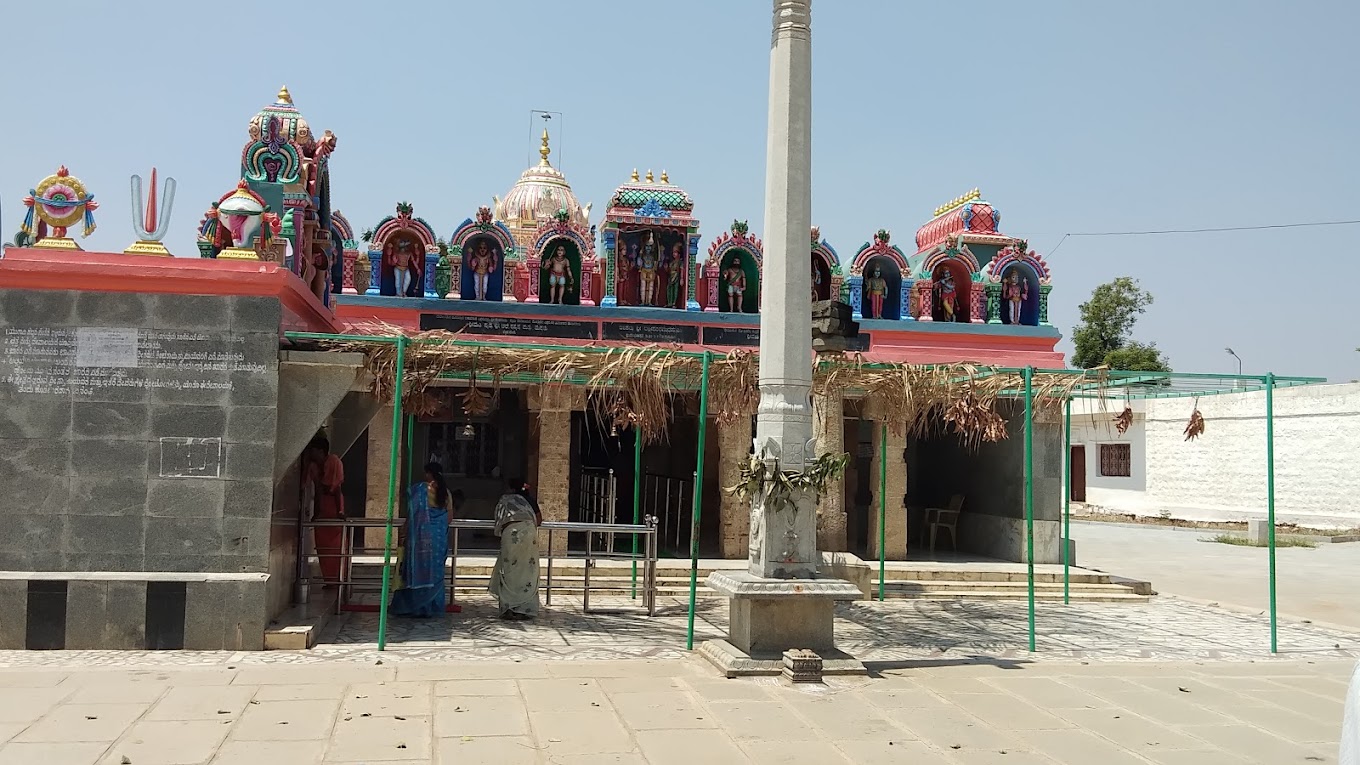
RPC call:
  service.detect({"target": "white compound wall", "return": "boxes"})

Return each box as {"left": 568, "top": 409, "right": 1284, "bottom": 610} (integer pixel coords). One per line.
{"left": 1069, "top": 383, "right": 1360, "bottom": 528}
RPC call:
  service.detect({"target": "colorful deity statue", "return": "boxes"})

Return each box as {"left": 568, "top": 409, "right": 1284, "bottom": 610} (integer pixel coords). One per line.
{"left": 811, "top": 262, "right": 823, "bottom": 301}
{"left": 723, "top": 257, "right": 747, "bottom": 313}
{"left": 203, "top": 181, "right": 281, "bottom": 260}
{"left": 467, "top": 238, "right": 499, "bottom": 300}
{"left": 864, "top": 265, "right": 887, "bottom": 319}
{"left": 1004, "top": 268, "right": 1029, "bottom": 324}
{"left": 387, "top": 237, "right": 419, "bottom": 296}
{"left": 666, "top": 241, "right": 684, "bottom": 308}
{"left": 543, "top": 244, "right": 574, "bottom": 304}
{"left": 637, "top": 230, "right": 661, "bottom": 306}
{"left": 937, "top": 268, "right": 958, "bottom": 322}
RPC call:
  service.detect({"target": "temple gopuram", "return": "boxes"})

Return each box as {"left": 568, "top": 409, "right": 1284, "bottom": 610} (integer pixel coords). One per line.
{"left": 0, "top": 87, "right": 1065, "bottom": 650}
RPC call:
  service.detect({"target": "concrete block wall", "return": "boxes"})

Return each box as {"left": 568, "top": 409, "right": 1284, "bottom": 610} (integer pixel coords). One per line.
{"left": 0, "top": 289, "right": 282, "bottom": 649}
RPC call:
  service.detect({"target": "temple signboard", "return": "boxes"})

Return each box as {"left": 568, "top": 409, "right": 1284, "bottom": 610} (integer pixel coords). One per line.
{"left": 420, "top": 314, "right": 598, "bottom": 340}
{"left": 701, "top": 325, "right": 870, "bottom": 351}
{"left": 602, "top": 322, "right": 699, "bottom": 344}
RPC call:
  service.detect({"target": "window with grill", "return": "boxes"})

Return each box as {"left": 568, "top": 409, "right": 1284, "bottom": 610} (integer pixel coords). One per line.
{"left": 428, "top": 423, "right": 501, "bottom": 478}
{"left": 1099, "top": 443, "right": 1132, "bottom": 477}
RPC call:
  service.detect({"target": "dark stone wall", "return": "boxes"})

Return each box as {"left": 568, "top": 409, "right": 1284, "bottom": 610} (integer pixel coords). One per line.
{"left": 0, "top": 289, "right": 281, "bottom": 649}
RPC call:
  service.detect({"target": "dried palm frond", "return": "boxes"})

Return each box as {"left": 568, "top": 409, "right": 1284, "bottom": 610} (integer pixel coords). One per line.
{"left": 313, "top": 325, "right": 1109, "bottom": 450}
{"left": 1114, "top": 406, "right": 1134, "bottom": 435}
{"left": 1184, "top": 408, "right": 1206, "bottom": 441}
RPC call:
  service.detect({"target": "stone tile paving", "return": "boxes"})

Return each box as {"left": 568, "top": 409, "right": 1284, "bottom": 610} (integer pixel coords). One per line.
{"left": 0, "top": 656, "right": 1351, "bottom": 763}
{"left": 0, "top": 593, "right": 1356, "bottom": 670}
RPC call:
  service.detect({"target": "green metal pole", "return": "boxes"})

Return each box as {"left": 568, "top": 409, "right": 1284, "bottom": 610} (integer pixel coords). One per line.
{"left": 1023, "top": 367, "right": 1036, "bottom": 652}
{"left": 686, "top": 352, "right": 711, "bottom": 650}
{"left": 376, "top": 336, "right": 408, "bottom": 651}
{"left": 1063, "top": 397, "right": 1072, "bottom": 605}
{"left": 879, "top": 421, "right": 887, "bottom": 602}
{"left": 1266, "top": 372, "right": 1278, "bottom": 654}
{"left": 405, "top": 414, "right": 416, "bottom": 490}
{"left": 631, "top": 426, "right": 643, "bottom": 599}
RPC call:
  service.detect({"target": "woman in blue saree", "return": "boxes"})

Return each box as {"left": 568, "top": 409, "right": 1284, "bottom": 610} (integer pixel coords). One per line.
{"left": 390, "top": 462, "right": 457, "bottom": 618}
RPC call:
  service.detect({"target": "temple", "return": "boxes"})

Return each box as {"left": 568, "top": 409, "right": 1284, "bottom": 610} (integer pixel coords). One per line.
{"left": 0, "top": 86, "right": 1066, "bottom": 650}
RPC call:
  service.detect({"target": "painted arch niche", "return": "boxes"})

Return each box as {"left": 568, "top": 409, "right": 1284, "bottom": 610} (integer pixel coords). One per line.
{"left": 539, "top": 236, "right": 584, "bottom": 306}
{"left": 998, "top": 262, "right": 1041, "bottom": 326}
{"left": 930, "top": 261, "right": 972, "bottom": 323}
{"left": 460, "top": 233, "right": 506, "bottom": 302}
{"left": 381, "top": 230, "right": 425, "bottom": 297}
{"left": 860, "top": 256, "right": 903, "bottom": 320}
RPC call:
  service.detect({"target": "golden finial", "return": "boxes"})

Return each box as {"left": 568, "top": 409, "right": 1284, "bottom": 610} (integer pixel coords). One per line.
{"left": 660, "top": 170, "right": 669, "bottom": 184}
{"left": 277, "top": 85, "right": 292, "bottom": 105}
{"left": 645, "top": 169, "right": 655, "bottom": 183}
{"left": 933, "top": 188, "right": 983, "bottom": 218}
{"left": 539, "top": 128, "right": 551, "bottom": 165}
{"left": 631, "top": 168, "right": 640, "bottom": 182}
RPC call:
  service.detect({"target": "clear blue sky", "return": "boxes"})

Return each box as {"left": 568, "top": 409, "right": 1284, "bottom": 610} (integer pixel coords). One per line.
{"left": 3, "top": 0, "right": 1356, "bottom": 381}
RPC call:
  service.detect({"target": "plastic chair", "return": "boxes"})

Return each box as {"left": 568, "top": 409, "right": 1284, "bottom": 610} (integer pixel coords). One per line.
{"left": 926, "top": 494, "right": 964, "bottom": 554}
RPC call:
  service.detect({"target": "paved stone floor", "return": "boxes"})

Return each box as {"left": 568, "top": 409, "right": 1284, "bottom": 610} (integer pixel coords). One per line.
{"left": 0, "top": 655, "right": 1350, "bottom": 764}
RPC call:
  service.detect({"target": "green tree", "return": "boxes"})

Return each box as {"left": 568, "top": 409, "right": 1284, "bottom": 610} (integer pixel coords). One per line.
{"left": 1071, "top": 277, "right": 1170, "bottom": 371}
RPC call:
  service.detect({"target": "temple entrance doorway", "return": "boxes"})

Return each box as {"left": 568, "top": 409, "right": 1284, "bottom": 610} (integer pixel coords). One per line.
{"left": 570, "top": 401, "right": 717, "bottom": 558}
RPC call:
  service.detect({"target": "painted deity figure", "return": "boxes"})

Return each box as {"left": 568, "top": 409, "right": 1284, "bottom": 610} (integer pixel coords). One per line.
{"left": 723, "top": 257, "right": 747, "bottom": 312}
{"left": 387, "top": 238, "right": 418, "bottom": 296}
{"left": 1004, "top": 268, "right": 1029, "bottom": 324}
{"left": 864, "top": 266, "right": 887, "bottom": 319}
{"left": 468, "top": 239, "right": 499, "bottom": 300}
{"left": 811, "top": 262, "right": 823, "bottom": 301}
{"left": 666, "top": 242, "right": 684, "bottom": 308}
{"left": 637, "top": 231, "right": 661, "bottom": 306}
{"left": 936, "top": 269, "right": 958, "bottom": 322}
{"left": 543, "top": 245, "right": 574, "bottom": 304}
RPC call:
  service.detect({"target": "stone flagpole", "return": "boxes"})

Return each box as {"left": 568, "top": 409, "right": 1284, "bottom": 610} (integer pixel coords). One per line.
{"left": 752, "top": 0, "right": 817, "bottom": 580}
{"left": 702, "top": 0, "right": 864, "bottom": 678}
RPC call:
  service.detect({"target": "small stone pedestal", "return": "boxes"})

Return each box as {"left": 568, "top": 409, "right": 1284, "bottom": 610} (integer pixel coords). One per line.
{"left": 698, "top": 571, "right": 865, "bottom": 678}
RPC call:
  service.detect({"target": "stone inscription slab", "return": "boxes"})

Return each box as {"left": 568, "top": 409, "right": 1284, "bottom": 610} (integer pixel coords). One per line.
{"left": 601, "top": 321, "right": 699, "bottom": 344}
{"left": 0, "top": 327, "right": 270, "bottom": 397}
{"left": 159, "top": 437, "right": 223, "bottom": 478}
{"left": 420, "top": 314, "right": 598, "bottom": 340}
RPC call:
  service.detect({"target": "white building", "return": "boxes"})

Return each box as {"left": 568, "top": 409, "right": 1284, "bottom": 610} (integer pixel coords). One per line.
{"left": 1069, "top": 382, "right": 1360, "bottom": 528}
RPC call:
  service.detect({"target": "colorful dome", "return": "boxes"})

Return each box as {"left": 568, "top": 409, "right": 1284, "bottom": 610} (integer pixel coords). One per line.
{"left": 248, "top": 86, "right": 315, "bottom": 151}
{"left": 494, "top": 130, "right": 590, "bottom": 243}
{"left": 605, "top": 169, "right": 695, "bottom": 220}
{"left": 915, "top": 189, "right": 1003, "bottom": 252}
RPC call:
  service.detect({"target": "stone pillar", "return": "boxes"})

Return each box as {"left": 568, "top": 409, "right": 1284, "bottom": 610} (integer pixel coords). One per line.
{"left": 865, "top": 409, "right": 908, "bottom": 561}
{"left": 529, "top": 385, "right": 583, "bottom": 552}
{"left": 718, "top": 415, "right": 752, "bottom": 559}
{"left": 365, "top": 406, "right": 394, "bottom": 531}
{"left": 749, "top": 0, "right": 817, "bottom": 581}
{"left": 814, "top": 389, "right": 847, "bottom": 552}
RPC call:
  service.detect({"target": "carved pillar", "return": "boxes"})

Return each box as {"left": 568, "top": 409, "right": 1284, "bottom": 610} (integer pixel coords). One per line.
{"left": 449, "top": 245, "right": 464, "bottom": 300}
{"left": 864, "top": 400, "right": 908, "bottom": 561}
{"left": 529, "top": 384, "right": 584, "bottom": 552}
{"left": 916, "top": 280, "right": 934, "bottom": 322}
{"left": 423, "top": 252, "right": 439, "bottom": 298}
{"left": 717, "top": 414, "right": 753, "bottom": 559}
{"left": 602, "top": 228, "right": 618, "bottom": 307}
{"left": 848, "top": 274, "right": 863, "bottom": 320}
{"left": 970, "top": 283, "right": 986, "bottom": 323}
{"left": 365, "top": 252, "right": 381, "bottom": 295}
{"left": 580, "top": 257, "right": 597, "bottom": 306}
{"left": 342, "top": 251, "right": 357, "bottom": 293}
{"left": 1039, "top": 284, "right": 1052, "bottom": 326}
{"left": 525, "top": 254, "right": 542, "bottom": 304}
{"left": 901, "top": 279, "right": 915, "bottom": 321}
{"left": 686, "top": 232, "right": 701, "bottom": 311}
{"left": 986, "top": 284, "right": 1002, "bottom": 324}
{"left": 814, "top": 388, "right": 847, "bottom": 552}
{"left": 704, "top": 263, "right": 720, "bottom": 312}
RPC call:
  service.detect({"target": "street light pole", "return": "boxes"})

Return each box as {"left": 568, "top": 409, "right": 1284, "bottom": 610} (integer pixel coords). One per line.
{"left": 1225, "top": 347, "right": 1243, "bottom": 376}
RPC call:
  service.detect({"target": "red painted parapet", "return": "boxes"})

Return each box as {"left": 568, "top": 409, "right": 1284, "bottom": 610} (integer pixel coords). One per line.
{"left": 0, "top": 247, "right": 341, "bottom": 334}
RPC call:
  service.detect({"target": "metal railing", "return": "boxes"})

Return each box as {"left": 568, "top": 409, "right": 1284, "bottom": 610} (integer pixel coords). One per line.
{"left": 644, "top": 471, "right": 695, "bottom": 556}
{"left": 296, "top": 515, "right": 659, "bottom": 617}
{"left": 578, "top": 467, "right": 618, "bottom": 552}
